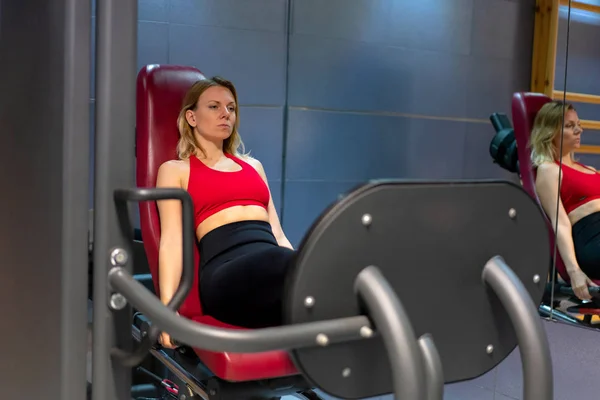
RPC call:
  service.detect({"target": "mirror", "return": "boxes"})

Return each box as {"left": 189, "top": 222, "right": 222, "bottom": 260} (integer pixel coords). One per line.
{"left": 533, "top": 0, "right": 600, "bottom": 330}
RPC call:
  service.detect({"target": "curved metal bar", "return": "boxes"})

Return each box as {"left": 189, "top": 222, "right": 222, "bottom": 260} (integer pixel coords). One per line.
{"left": 482, "top": 256, "right": 553, "bottom": 400}
{"left": 418, "top": 334, "right": 444, "bottom": 400}
{"left": 109, "top": 267, "right": 371, "bottom": 352}
{"left": 354, "top": 265, "right": 426, "bottom": 400}
{"left": 113, "top": 187, "right": 195, "bottom": 313}
{"left": 110, "top": 187, "right": 195, "bottom": 367}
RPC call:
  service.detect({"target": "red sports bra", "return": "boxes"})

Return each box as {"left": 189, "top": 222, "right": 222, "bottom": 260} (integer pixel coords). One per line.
{"left": 557, "top": 161, "right": 600, "bottom": 214}
{"left": 187, "top": 153, "right": 270, "bottom": 229}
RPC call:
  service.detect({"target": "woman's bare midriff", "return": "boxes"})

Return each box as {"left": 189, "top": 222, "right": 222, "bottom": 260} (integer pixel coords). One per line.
{"left": 568, "top": 198, "right": 600, "bottom": 225}
{"left": 195, "top": 205, "right": 270, "bottom": 241}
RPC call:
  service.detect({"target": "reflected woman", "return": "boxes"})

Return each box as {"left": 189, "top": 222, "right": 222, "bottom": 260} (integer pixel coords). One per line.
{"left": 531, "top": 101, "right": 600, "bottom": 301}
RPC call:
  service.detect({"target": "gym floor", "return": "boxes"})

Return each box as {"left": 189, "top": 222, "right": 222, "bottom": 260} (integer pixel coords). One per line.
{"left": 306, "top": 318, "right": 600, "bottom": 400}
{"left": 86, "top": 301, "right": 600, "bottom": 400}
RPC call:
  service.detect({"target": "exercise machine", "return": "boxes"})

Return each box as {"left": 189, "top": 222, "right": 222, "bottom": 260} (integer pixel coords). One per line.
{"left": 110, "top": 178, "right": 556, "bottom": 400}
{"left": 2, "top": 1, "right": 554, "bottom": 399}
{"left": 119, "top": 64, "right": 557, "bottom": 400}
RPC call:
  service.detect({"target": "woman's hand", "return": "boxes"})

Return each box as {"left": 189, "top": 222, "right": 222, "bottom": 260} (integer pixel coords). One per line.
{"left": 158, "top": 331, "right": 177, "bottom": 349}
{"left": 157, "top": 311, "right": 180, "bottom": 349}
{"left": 569, "top": 269, "right": 599, "bottom": 301}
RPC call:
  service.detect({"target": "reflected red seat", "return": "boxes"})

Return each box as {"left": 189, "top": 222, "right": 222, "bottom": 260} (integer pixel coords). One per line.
{"left": 136, "top": 64, "right": 298, "bottom": 382}
{"left": 512, "top": 92, "right": 600, "bottom": 286}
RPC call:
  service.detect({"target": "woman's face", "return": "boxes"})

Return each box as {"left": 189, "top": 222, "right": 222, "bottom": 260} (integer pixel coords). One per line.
{"left": 186, "top": 85, "right": 237, "bottom": 141}
{"left": 553, "top": 109, "right": 582, "bottom": 153}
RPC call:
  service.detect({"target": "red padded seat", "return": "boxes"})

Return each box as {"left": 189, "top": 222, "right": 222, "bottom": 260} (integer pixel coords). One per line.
{"left": 512, "top": 92, "right": 600, "bottom": 286}
{"left": 136, "top": 64, "right": 299, "bottom": 381}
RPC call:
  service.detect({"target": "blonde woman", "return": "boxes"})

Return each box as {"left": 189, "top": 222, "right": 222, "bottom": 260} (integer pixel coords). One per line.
{"left": 531, "top": 101, "right": 600, "bottom": 301}
{"left": 155, "top": 77, "right": 294, "bottom": 347}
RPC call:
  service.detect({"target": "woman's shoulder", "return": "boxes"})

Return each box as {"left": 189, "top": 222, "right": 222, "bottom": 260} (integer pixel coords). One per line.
{"left": 236, "top": 154, "right": 267, "bottom": 178}
{"left": 235, "top": 154, "right": 261, "bottom": 169}
{"left": 537, "top": 161, "right": 559, "bottom": 173}
{"left": 536, "top": 161, "right": 561, "bottom": 182}
{"left": 157, "top": 159, "right": 189, "bottom": 183}
{"left": 159, "top": 158, "right": 189, "bottom": 172}
{"left": 581, "top": 163, "right": 597, "bottom": 172}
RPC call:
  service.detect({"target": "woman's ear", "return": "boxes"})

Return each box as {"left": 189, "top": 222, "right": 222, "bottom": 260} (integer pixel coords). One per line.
{"left": 185, "top": 109, "right": 197, "bottom": 128}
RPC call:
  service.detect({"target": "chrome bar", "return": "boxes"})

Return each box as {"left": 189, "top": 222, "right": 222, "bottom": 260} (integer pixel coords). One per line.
{"left": 111, "top": 267, "right": 371, "bottom": 352}
{"left": 355, "top": 265, "right": 426, "bottom": 400}
{"left": 482, "top": 256, "right": 553, "bottom": 400}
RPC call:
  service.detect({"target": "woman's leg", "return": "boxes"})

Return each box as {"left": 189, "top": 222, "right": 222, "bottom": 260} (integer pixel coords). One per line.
{"left": 200, "top": 245, "right": 296, "bottom": 328}
{"left": 573, "top": 213, "right": 600, "bottom": 280}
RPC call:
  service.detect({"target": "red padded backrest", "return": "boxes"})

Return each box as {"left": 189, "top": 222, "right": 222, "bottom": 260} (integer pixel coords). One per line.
{"left": 511, "top": 92, "right": 569, "bottom": 282}
{"left": 136, "top": 64, "right": 206, "bottom": 318}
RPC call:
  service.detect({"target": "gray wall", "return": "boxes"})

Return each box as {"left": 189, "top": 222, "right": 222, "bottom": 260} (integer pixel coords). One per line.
{"left": 89, "top": 0, "right": 532, "bottom": 244}
{"left": 283, "top": 0, "right": 531, "bottom": 243}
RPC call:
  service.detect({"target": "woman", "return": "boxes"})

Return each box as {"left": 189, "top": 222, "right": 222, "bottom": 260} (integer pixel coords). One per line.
{"left": 155, "top": 76, "right": 294, "bottom": 347}
{"left": 531, "top": 100, "right": 600, "bottom": 301}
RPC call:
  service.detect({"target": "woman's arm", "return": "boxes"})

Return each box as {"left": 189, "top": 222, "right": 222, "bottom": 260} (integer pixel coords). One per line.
{"left": 536, "top": 163, "right": 579, "bottom": 272}
{"left": 536, "top": 163, "right": 593, "bottom": 299}
{"left": 156, "top": 161, "right": 185, "bottom": 307}
{"left": 246, "top": 157, "right": 294, "bottom": 249}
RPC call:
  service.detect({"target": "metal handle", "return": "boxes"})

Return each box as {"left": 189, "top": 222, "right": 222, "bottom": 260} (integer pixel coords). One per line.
{"left": 482, "top": 256, "right": 553, "bottom": 400}
{"left": 110, "top": 187, "right": 195, "bottom": 366}
{"left": 109, "top": 266, "right": 372, "bottom": 352}
{"left": 354, "top": 265, "right": 426, "bottom": 400}
{"left": 418, "top": 334, "right": 444, "bottom": 400}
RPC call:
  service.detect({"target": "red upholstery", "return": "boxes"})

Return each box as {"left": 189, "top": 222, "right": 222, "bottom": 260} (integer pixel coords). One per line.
{"left": 136, "top": 64, "right": 298, "bottom": 381}
{"left": 511, "top": 92, "right": 600, "bottom": 286}
{"left": 136, "top": 64, "right": 206, "bottom": 316}
{"left": 512, "top": 92, "right": 569, "bottom": 282}
{"left": 190, "top": 316, "right": 297, "bottom": 381}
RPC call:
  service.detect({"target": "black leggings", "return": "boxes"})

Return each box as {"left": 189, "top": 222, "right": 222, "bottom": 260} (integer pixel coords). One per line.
{"left": 198, "top": 220, "right": 295, "bottom": 328}
{"left": 573, "top": 211, "right": 600, "bottom": 279}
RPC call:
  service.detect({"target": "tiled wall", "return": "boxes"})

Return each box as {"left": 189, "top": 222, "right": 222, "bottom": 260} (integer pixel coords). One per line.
{"left": 282, "top": 0, "right": 532, "bottom": 243}
{"left": 89, "top": 0, "right": 532, "bottom": 242}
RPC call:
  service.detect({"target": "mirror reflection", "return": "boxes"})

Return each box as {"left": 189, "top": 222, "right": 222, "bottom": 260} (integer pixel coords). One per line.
{"left": 549, "top": 0, "right": 600, "bottom": 329}
{"left": 515, "top": 0, "right": 600, "bottom": 330}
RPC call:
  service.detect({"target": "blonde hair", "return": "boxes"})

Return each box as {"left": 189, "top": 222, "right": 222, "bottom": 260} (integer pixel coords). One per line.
{"left": 176, "top": 76, "right": 247, "bottom": 160}
{"left": 529, "top": 101, "right": 576, "bottom": 167}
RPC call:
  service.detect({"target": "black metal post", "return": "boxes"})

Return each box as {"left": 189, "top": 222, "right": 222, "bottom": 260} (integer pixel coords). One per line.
{"left": 92, "top": 0, "right": 138, "bottom": 399}
{"left": 0, "top": 0, "right": 91, "bottom": 399}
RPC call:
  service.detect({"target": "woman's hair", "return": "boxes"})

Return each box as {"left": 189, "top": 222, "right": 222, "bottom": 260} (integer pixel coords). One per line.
{"left": 176, "top": 76, "right": 246, "bottom": 160}
{"left": 529, "top": 100, "right": 575, "bottom": 167}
